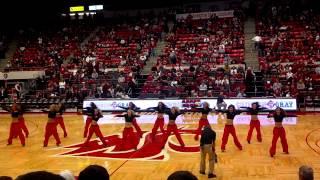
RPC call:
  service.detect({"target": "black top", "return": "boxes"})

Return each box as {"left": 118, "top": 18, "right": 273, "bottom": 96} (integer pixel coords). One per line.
{"left": 268, "top": 113, "right": 287, "bottom": 123}
{"left": 92, "top": 110, "right": 103, "bottom": 122}
{"left": 147, "top": 106, "right": 169, "bottom": 113}
{"left": 226, "top": 111, "right": 241, "bottom": 119}
{"left": 165, "top": 111, "right": 184, "bottom": 121}
{"left": 116, "top": 114, "right": 140, "bottom": 123}
{"left": 273, "top": 114, "right": 285, "bottom": 122}
{"left": 48, "top": 111, "right": 57, "bottom": 119}
{"left": 11, "top": 111, "right": 19, "bottom": 118}
{"left": 118, "top": 105, "right": 140, "bottom": 111}
{"left": 217, "top": 95, "right": 224, "bottom": 104}
{"left": 84, "top": 107, "right": 94, "bottom": 117}
{"left": 240, "top": 107, "right": 267, "bottom": 115}
{"left": 200, "top": 126, "right": 216, "bottom": 146}
{"left": 192, "top": 107, "right": 213, "bottom": 115}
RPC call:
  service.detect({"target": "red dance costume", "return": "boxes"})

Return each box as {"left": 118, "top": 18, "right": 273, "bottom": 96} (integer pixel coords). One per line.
{"left": 8, "top": 111, "right": 25, "bottom": 146}
{"left": 148, "top": 105, "right": 168, "bottom": 138}
{"left": 242, "top": 107, "right": 264, "bottom": 143}
{"left": 163, "top": 110, "right": 185, "bottom": 146}
{"left": 118, "top": 104, "right": 143, "bottom": 138}
{"left": 221, "top": 110, "right": 242, "bottom": 151}
{"left": 43, "top": 111, "right": 61, "bottom": 147}
{"left": 18, "top": 114, "right": 29, "bottom": 138}
{"left": 132, "top": 118, "right": 143, "bottom": 138}
{"left": 151, "top": 117, "right": 165, "bottom": 137}
{"left": 194, "top": 107, "right": 212, "bottom": 140}
{"left": 56, "top": 105, "right": 67, "bottom": 137}
{"left": 83, "top": 106, "right": 93, "bottom": 138}
{"left": 84, "top": 109, "right": 108, "bottom": 146}
{"left": 83, "top": 116, "right": 93, "bottom": 138}
{"left": 269, "top": 113, "right": 289, "bottom": 157}
{"left": 247, "top": 120, "right": 262, "bottom": 142}
{"left": 116, "top": 114, "right": 140, "bottom": 150}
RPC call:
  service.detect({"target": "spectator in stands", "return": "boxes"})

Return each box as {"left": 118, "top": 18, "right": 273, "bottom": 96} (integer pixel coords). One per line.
{"left": 0, "top": 87, "right": 8, "bottom": 100}
{"left": 236, "top": 89, "right": 246, "bottom": 98}
{"left": 78, "top": 165, "right": 109, "bottom": 180}
{"left": 59, "top": 79, "right": 66, "bottom": 95}
{"left": 16, "top": 171, "right": 64, "bottom": 180}
{"left": 169, "top": 50, "right": 177, "bottom": 64}
{"left": 217, "top": 92, "right": 227, "bottom": 111}
{"left": 272, "top": 79, "right": 282, "bottom": 93}
{"left": 315, "top": 66, "right": 320, "bottom": 75}
{"left": 299, "top": 165, "right": 314, "bottom": 180}
{"left": 199, "top": 82, "right": 208, "bottom": 96}
{"left": 167, "top": 171, "right": 197, "bottom": 180}
{"left": 297, "top": 80, "right": 306, "bottom": 90}
{"left": 91, "top": 70, "right": 99, "bottom": 79}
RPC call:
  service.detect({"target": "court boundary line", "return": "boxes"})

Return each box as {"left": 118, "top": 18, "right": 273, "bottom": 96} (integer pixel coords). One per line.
{"left": 305, "top": 128, "right": 320, "bottom": 156}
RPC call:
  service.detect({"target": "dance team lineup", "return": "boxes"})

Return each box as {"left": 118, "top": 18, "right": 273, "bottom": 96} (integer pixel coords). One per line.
{"left": 5, "top": 100, "right": 293, "bottom": 158}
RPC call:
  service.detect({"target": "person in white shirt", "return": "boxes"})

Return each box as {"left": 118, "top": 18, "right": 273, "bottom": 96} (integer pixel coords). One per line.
{"left": 199, "top": 82, "right": 208, "bottom": 96}
{"left": 222, "top": 77, "right": 230, "bottom": 90}
{"left": 91, "top": 70, "right": 99, "bottom": 79}
{"left": 59, "top": 79, "right": 66, "bottom": 94}
{"left": 286, "top": 71, "right": 294, "bottom": 80}
{"left": 118, "top": 74, "right": 125, "bottom": 83}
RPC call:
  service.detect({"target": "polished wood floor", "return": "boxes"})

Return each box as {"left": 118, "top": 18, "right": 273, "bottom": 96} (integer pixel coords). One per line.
{"left": 0, "top": 113, "right": 319, "bottom": 180}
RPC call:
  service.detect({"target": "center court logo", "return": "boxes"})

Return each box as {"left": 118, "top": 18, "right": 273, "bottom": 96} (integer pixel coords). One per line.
{"left": 56, "top": 129, "right": 200, "bottom": 161}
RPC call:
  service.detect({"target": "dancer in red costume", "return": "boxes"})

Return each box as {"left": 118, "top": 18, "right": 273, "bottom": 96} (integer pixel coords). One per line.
{"left": 147, "top": 102, "right": 169, "bottom": 139}
{"left": 118, "top": 102, "right": 143, "bottom": 138}
{"left": 116, "top": 110, "right": 140, "bottom": 150}
{"left": 221, "top": 105, "right": 242, "bottom": 152}
{"left": 83, "top": 103, "right": 94, "bottom": 138}
{"left": 7, "top": 103, "right": 25, "bottom": 146}
{"left": 240, "top": 102, "right": 266, "bottom": 143}
{"left": 43, "top": 104, "right": 61, "bottom": 147}
{"left": 268, "top": 107, "right": 289, "bottom": 157}
{"left": 56, "top": 103, "right": 67, "bottom": 137}
{"left": 83, "top": 103, "right": 108, "bottom": 147}
{"left": 17, "top": 104, "right": 29, "bottom": 138}
{"left": 192, "top": 102, "right": 214, "bottom": 141}
{"left": 162, "top": 107, "right": 185, "bottom": 147}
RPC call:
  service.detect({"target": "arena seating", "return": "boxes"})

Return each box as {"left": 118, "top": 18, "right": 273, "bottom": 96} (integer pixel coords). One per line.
{"left": 141, "top": 15, "right": 246, "bottom": 98}
{"left": 256, "top": 8, "right": 320, "bottom": 107}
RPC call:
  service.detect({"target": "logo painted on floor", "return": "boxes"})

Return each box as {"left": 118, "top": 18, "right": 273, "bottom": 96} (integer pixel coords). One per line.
{"left": 56, "top": 128, "right": 200, "bottom": 161}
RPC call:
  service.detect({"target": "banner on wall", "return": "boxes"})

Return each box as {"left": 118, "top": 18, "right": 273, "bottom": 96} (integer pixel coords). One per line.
{"left": 176, "top": 10, "right": 234, "bottom": 20}
{"left": 83, "top": 98, "right": 297, "bottom": 111}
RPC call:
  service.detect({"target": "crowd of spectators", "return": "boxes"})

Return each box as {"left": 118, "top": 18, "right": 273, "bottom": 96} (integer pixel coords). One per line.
{"left": 141, "top": 9, "right": 246, "bottom": 98}
{"left": 256, "top": 3, "right": 320, "bottom": 100}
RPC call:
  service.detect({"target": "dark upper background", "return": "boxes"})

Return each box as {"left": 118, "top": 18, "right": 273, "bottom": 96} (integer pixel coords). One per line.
{"left": 0, "top": 0, "right": 318, "bottom": 30}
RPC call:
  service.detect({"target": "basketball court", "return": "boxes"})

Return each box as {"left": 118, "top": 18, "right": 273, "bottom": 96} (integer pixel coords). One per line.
{"left": 0, "top": 112, "right": 319, "bottom": 179}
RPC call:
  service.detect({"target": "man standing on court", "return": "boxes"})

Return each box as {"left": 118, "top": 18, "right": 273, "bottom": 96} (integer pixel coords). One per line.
{"left": 199, "top": 125, "right": 217, "bottom": 178}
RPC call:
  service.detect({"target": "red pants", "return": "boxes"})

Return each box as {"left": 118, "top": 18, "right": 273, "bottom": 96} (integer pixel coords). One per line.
{"left": 83, "top": 117, "right": 92, "bottom": 138}
{"left": 19, "top": 117, "right": 29, "bottom": 138}
{"left": 247, "top": 120, "right": 262, "bottom": 142}
{"left": 43, "top": 122, "right": 61, "bottom": 147}
{"left": 85, "top": 124, "right": 108, "bottom": 146}
{"left": 132, "top": 118, "right": 143, "bottom": 138}
{"left": 121, "top": 127, "right": 139, "bottom": 150}
{"left": 56, "top": 116, "right": 67, "bottom": 137}
{"left": 269, "top": 127, "right": 288, "bottom": 156}
{"left": 194, "top": 118, "right": 210, "bottom": 140}
{"left": 221, "top": 125, "right": 242, "bottom": 150}
{"left": 151, "top": 117, "right": 165, "bottom": 138}
{"left": 164, "top": 124, "right": 185, "bottom": 146}
{"left": 8, "top": 122, "right": 25, "bottom": 146}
